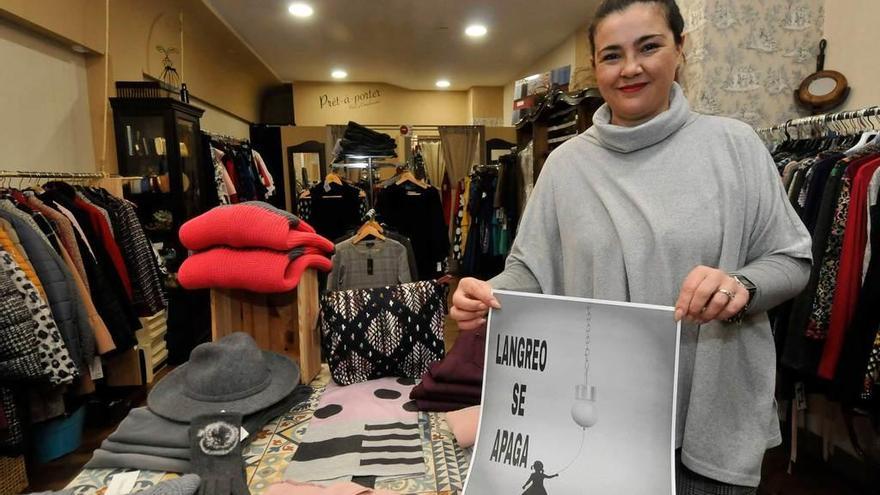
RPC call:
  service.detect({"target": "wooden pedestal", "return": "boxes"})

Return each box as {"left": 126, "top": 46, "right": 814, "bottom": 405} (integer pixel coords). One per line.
{"left": 209, "top": 269, "right": 321, "bottom": 384}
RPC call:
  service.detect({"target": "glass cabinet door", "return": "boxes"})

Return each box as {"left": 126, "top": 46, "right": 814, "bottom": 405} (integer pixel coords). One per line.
{"left": 117, "top": 115, "right": 169, "bottom": 177}
{"left": 176, "top": 117, "right": 202, "bottom": 221}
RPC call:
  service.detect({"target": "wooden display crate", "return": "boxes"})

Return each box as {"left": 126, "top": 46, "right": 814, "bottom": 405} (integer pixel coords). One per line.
{"left": 209, "top": 269, "right": 320, "bottom": 384}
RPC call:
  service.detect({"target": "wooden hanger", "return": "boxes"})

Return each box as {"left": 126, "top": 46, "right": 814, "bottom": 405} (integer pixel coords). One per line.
{"left": 352, "top": 219, "right": 386, "bottom": 244}
{"left": 324, "top": 172, "right": 343, "bottom": 187}
{"left": 395, "top": 171, "right": 428, "bottom": 189}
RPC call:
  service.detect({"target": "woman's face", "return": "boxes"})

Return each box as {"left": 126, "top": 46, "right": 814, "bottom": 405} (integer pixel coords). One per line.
{"left": 592, "top": 3, "right": 683, "bottom": 127}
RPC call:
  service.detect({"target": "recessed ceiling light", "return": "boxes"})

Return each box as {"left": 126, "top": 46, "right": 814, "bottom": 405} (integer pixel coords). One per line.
{"left": 436, "top": 80, "right": 451, "bottom": 88}
{"left": 288, "top": 3, "right": 314, "bottom": 17}
{"left": 465, "top": 24, "right": 488, "bottom": 37}
{"left": 331, "top": 69, "right": 348, "bottom": 79}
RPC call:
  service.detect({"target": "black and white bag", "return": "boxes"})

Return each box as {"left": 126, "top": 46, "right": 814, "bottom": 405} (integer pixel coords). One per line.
{"left": 319, "top": 280, "right": 447, "bottom": 385}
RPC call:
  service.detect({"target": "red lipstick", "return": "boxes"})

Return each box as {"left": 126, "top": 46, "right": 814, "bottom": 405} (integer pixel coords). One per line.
{"left": 619, "top": 83, "right": 648, "bottom": 93}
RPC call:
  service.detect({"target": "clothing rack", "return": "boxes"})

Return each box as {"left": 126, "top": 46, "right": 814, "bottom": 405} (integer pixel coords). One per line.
{"left": 203, "top": 130, "right": 249, "bottom": 144}
{"left": 756, "top": 106, "right": 880, "bottom": 142}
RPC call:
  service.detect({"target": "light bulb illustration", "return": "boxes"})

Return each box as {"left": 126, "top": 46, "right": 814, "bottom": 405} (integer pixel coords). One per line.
{"left": 571, "top": 305, "right": 597, "bottom": 429}
{"left": 571, "top": 384, "right": 598, "bottom": 428}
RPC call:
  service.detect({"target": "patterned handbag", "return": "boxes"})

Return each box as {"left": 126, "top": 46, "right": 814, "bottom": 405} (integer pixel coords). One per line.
{"left": 319, "top": 280, "right": 447, "bottom": 385}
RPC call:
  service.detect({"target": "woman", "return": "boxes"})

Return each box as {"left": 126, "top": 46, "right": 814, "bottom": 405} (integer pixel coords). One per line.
{"left": 450, "top": 0, "right": 811, "bottom": 493}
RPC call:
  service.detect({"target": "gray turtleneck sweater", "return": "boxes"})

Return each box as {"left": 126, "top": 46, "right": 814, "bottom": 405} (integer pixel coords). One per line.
{"left": 489, "top": 83, "right": 811, "bottom": 486}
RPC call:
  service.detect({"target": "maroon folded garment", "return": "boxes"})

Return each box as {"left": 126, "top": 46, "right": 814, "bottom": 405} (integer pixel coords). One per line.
{"left": 428, "top": 329, "right": 485, "bottom": 385}
{"left": 414, "top": 399, "right": 476, "bottom": 413}
{"left": 413, "top": 373, "right": 482, "bottom": 400}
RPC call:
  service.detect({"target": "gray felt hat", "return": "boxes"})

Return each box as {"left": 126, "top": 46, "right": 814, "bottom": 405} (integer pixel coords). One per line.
{"left": 147, "top": 332, "right": 299, "bottom": 422}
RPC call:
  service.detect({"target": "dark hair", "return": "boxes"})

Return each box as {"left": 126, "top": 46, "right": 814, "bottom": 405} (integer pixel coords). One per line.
{"left": 587, "top": 0, "right": 685, "bottom": 55}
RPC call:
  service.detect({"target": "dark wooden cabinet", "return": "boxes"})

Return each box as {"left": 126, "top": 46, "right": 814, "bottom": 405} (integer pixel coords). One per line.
{"left": 516, "top": 87, "right": 604, "bottom": 182}
{"left": 109, "top": 97, "right": 208, "bottom": 271}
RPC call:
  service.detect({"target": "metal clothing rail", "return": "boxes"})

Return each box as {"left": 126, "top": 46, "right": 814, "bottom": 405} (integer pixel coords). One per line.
{"left": 0, "top": 170, "right": 109, "bottom": 179}
{"left": 756, "top": 105, "right": 880, "bottom": 137}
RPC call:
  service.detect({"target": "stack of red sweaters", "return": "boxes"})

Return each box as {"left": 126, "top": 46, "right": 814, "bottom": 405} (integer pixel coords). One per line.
{"left": 178, "top": 202, "right": 334, "bottom": 293}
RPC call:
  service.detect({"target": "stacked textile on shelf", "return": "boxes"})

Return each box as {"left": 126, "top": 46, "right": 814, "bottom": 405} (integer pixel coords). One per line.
{"left": 178, "top": 202, "right": 334, "bottom": 293}
{"left": 334, "top": 121, "right": 397, "bottom": 161}
{"left": 86, "top": 333, "right": 311, "bottom": 475}
{"left": 410, "top": 328, "right": 485, "bottom": 412}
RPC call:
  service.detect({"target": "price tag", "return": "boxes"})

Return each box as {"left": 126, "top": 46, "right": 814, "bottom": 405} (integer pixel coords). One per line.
{"left": 106, "top": 471, "right": 139, "bottom": 495}
{"left": 89, "top": 356, "right": 104, "bottom": 380}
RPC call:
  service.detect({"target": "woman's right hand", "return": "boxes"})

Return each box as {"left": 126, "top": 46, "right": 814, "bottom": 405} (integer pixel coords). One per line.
{"left": 450, "top": 277, "right": 501, "bottom": 330}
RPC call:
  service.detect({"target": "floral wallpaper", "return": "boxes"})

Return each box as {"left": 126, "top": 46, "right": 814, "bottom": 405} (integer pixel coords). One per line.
{"left": 678, "top": 0, "right": 824, "bottom": 127}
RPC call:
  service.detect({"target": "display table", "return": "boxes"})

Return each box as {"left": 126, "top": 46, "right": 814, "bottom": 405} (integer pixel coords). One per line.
{"left": 65, "top": 366, "right": 471, "bottom": 494}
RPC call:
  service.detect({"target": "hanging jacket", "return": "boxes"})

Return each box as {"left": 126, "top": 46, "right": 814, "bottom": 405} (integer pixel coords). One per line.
{"left": 0, "top": 220, "right": 46, "bottom": 300}
{"left": 0, "top": 204, "right": 95, "bottom": 367}
{"left": 39, "top": 187, "right": 140, "bottom": 351}
{"left": 0, "top": 248, "right": 78, "bottom": 383}
{"left": 26, "top": 195, "right": 90, "bottom": 291}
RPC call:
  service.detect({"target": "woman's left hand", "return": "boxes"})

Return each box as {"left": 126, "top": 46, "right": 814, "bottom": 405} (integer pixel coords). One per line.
{"left": 674, "top": 265, "right": 749, "bottom": 323}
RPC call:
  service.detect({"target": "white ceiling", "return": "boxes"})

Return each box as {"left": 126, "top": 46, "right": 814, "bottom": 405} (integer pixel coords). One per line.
{"left": 203, "top": 0, "right": 598, "bottom": 90}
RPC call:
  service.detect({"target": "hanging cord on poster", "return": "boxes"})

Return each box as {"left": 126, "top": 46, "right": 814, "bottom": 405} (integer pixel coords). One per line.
{"left": 554, "top": 305, "right": 596, "bottom": 475}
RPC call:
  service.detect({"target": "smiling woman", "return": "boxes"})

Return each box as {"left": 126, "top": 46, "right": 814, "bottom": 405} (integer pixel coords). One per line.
{"left": 451, "top": 1, "right": 813, "bottom": 494}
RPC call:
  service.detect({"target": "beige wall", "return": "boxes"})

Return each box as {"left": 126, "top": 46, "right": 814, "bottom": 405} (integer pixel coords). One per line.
{"left": 0, "top": 0, "right": 105, "bottom": 53}
{"left": 0, "top": 16, "right": 94, "bottom": 172}
{"left": 468, "top": 86, "right": 505, "bottom": 126}
{"left": 823, "top": 0, "right": 880, "bottom": 111}
{"left": 293, "top": 81, "right": 471, "bottom": 127}
{"left": 1, "top": 0, "right": 279, "bottom": 173}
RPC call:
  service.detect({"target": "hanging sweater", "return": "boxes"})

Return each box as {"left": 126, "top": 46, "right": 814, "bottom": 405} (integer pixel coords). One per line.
{"left": 489, "top": 83, "right": 812, "bottom": 487}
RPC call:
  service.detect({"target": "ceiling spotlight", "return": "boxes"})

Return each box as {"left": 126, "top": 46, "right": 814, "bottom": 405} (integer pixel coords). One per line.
{"left": 331, "top": 69, "right": 348, "bottom": 79}
{"left": 288, "top": 3, "right": 314, "bottom": 17}
{"left": 435, "top": 80, "right": 451, "bottom": 88}
{"left": 465, "top": 24, "right": 488, "bottom": 37}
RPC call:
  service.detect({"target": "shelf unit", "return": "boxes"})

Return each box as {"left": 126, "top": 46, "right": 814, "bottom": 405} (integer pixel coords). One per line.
{"left": 515, "top": 87, "right": 604, "bottom": 183}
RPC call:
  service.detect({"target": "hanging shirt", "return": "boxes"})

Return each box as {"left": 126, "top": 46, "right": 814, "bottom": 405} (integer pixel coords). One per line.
{"left": 328, "top": 238, "right": 412, "bottom": 291}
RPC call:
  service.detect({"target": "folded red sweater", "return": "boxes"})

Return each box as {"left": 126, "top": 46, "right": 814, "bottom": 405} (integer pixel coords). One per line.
{"left": 179, "top": 202, "right": 333, "bottom": 252}
{"left": 178, "top": 247, "right": 332, "bottom": 293}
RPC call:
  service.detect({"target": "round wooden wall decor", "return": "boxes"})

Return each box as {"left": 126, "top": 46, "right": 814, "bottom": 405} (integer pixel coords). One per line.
{"left": 797, "top": 70, "right": 849, "bottom": 111}
{"left": 796, "top": 39, "right": 850, "bottom": 113}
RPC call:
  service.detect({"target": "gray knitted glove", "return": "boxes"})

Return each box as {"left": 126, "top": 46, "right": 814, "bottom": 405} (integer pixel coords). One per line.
{"left": 189, "top": 413, "right": 249, "bottom": 495}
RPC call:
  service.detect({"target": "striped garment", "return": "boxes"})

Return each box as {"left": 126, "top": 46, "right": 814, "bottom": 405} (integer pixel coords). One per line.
{"left": 284, "top": 377, "right": 425, "bottom": 482}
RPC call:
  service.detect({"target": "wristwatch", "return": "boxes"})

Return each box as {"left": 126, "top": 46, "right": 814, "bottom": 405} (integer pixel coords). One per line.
{"left": 728, "top": 273, "right": 756, "bottom": 323}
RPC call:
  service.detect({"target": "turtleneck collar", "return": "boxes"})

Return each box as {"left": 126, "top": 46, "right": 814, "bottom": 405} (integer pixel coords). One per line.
{"left": 586, "top": 82, "right": 691, "bottom": 154}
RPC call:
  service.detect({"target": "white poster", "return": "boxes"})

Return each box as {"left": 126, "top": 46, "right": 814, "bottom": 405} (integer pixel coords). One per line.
{"left": 463, "top": 291, "right": 681, "bottom": 495}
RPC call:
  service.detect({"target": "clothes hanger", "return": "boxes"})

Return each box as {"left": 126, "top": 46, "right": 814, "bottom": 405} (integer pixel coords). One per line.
{"left": 351, "top": 219, "right": 386, "bottom": 244}
{"left": 324, "top": 172, "right": 343, "bottom": 187}
{"left": 395, "top": 171, "right": 428, "bottom": 189}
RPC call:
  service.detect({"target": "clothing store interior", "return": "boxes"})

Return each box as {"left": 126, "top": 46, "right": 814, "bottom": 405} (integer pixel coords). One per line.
{"left": 0, "top": 0, "right": 879, "bottom": 494}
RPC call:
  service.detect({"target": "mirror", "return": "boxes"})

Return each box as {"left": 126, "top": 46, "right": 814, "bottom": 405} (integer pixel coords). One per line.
{"left": 287, "top": 140, "right": 327, "bottom": 211}
{"left": 807, "top": 77, "right": 837, "bottom": 96}
{"left": 294, "top": 152, "right": 322, "bottom": 189}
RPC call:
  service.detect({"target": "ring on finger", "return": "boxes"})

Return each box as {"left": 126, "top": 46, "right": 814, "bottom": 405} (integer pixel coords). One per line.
{"left": 717, "top": 288, "right": 735, "bottom": 301}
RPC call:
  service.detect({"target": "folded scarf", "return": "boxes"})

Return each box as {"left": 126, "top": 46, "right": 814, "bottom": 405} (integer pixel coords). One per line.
{"left": 179, "top": 248, "right": 332, "bottom": 293}
{"left": 84, "top": 449, "right": 192, "bottom": 473}
{"left": 179, "top": 202, "right": 334, "bottom": 252}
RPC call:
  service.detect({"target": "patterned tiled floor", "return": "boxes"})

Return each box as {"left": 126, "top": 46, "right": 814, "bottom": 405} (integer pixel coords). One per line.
{"left": 66, "top": 366, "right": 470, "bottom": 494}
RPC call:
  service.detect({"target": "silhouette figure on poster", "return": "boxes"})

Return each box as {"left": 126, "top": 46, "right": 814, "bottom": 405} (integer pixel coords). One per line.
{"left": 521, "top": 461, "right": 558, "bottom": 495}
